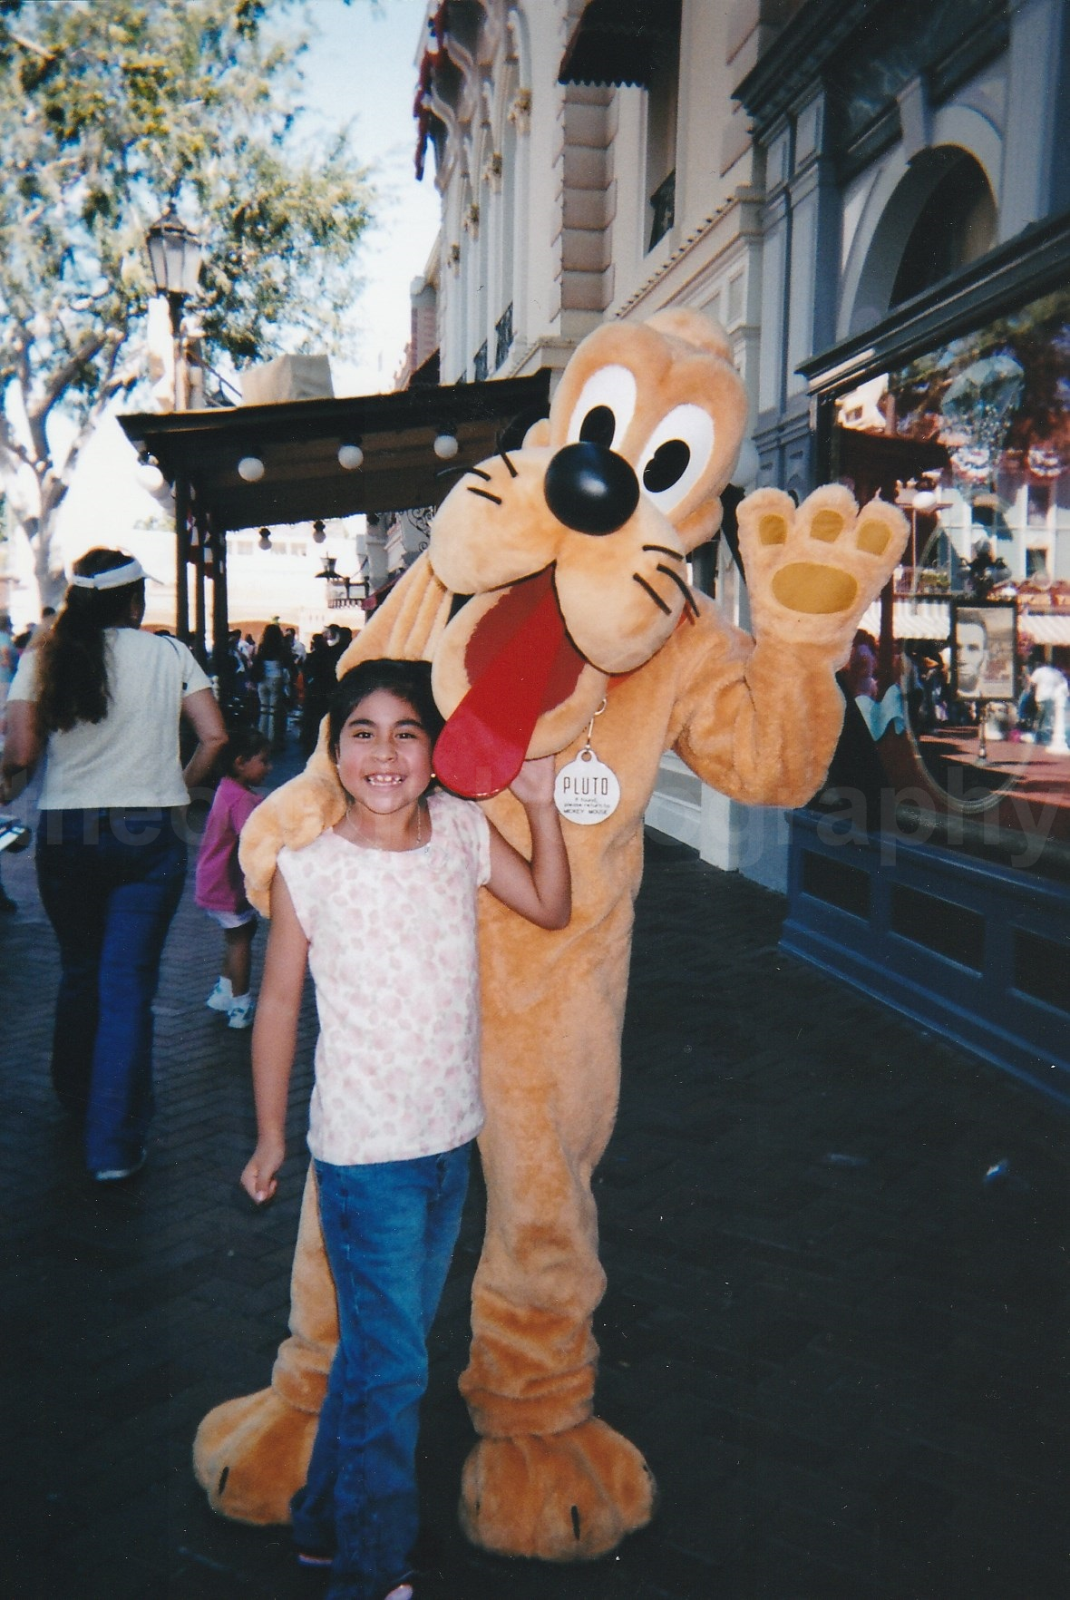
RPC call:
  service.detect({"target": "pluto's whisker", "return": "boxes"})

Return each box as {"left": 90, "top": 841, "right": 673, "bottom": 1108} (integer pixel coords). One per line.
{"left": 642, "top": 544, "right": 683, "bottom": 560}
{"left": 467, "top": 486, "right": 503, "bottom": 505}
{"left": 499, "top": 448, "right": 518, "bottom": 478}
{"left": 467, "top": 466, "right": 493, "bottom": 481}
{"left": 632, "top": 573, "right": 672, "bottom": 616}
{"left": 656, "top": 564, "right": 699, "bottom": 617}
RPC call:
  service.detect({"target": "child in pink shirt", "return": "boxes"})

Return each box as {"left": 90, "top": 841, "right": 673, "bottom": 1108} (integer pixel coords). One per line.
{"left": 195, "top": 727, "right": 272, "bottom": 1029}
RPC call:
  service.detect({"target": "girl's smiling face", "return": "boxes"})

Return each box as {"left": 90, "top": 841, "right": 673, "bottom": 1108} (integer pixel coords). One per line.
{"left": 334, "top": 688, "right": 433, "bottom": 816}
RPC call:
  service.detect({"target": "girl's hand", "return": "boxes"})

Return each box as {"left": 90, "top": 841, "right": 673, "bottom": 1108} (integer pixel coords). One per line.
{"left": 241, "top": 1136, "right": 285, "bottom": 1204}
{"left": 509, "top": 754, "right": 557, "bottom": 808}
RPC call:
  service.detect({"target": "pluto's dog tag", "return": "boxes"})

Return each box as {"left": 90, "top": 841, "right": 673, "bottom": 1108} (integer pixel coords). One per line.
{"left": 554, "top": 750, "right": 620, "bottom": 824}
{"left": 554, "top": 701, "right": 619, "bottom": 824}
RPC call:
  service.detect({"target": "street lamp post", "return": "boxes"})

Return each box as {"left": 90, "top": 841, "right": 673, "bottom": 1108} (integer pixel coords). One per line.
{"left": 145, "top": 205, "right": 203, "bottom": 409}
{"left": 145, "top": 206, "right": 203, "bottom": 648}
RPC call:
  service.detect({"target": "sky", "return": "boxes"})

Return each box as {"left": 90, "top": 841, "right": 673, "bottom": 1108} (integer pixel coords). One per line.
{"left": 6, "top": 0, "right": 442, "bottom": 621}
{"left": 298, "top": 0, "right": 441, "bottom": 394}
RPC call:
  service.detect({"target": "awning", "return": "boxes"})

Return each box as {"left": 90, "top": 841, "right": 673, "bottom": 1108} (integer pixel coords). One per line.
{"left": 558, "top": 0, "right": 681, "bottom": 88}
{"left": 859, "top": 599, "right": 952, "bottom": 640}
{"left": 857, "top": 600, "right": 1070, "bottom": 646}
{"left": 1019, "top": 613, "right": 1070, "bottom": 645}
{"left": 118, "top": 371, "right": 552, "bottom": 533}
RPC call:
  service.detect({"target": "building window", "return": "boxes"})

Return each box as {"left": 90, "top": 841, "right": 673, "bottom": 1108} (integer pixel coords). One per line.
{"left": 1028, "top": 483, "right": 1051, "bottom": 524}
{"left": 473, "top": 341, "right": 488, "bottom": 383}
{"left": 648, "top": 170, "right": 675, "bottom": 251}
{"left": 644, "top": 4, "right": 680, "bottom": 253}
{"left": 890, "top": 154, "right": 996, "bottom": 307}
{"left": 827, "top": 283, "right": 1070, "bottom": 868}
{"left": 495, "top": 302, "right": 513, "bottom": 371}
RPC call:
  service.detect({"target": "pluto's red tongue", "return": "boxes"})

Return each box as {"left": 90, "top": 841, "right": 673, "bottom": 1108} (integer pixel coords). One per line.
{"left": 434, "top": 572, "right": 568, "bottom": 799}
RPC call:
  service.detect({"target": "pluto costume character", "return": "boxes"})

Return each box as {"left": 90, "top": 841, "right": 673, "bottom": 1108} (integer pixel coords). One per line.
{"left": 194, "top": 311, "right": 907, "bottom": 1559}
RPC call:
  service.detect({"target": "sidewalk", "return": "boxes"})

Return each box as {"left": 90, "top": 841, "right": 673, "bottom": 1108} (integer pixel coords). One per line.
{"left": 2, "top": 744, "right": 1067, "bottom": 1599}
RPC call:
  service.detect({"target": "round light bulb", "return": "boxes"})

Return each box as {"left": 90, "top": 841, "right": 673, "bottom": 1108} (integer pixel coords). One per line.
{"left": 912, "top": 490, "right": 937, "bottom": 510}
{"left": 337, "top": 443, "right": 364, "bottom": 471}
{"left": 258, "top": 527, "right": 272, "bottom": 550}
{"left": 238, "top": 455, "right": 265, "bottom": 482}
{"left": 136, "top": 462, "right": 165, "bottom": 493}
{"left": 433, "top": 432, "right": 459, "bottom": 460}
{"left": 312, "top": 520, "right": 327, "bottom": 544}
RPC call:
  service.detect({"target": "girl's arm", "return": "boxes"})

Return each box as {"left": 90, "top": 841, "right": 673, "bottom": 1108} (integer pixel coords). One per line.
{"left": 486, "top": 756, "right": 571, "bottom": 930}
{"left": 240, "top": 870, "right": 309, "bottom": 1204}
{"left": 182, "top": 686, "right": 228, "bottom": 797}
{"left": 0, "top": 699, "right": 41, "bottom": 802}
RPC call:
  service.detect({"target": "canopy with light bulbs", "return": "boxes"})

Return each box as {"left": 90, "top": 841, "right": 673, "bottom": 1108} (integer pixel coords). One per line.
{"left": 119, "top": 373, "right": 551, "bottom": 533}
{"left": 118, "top": 372, "right": 551, "bottom": 662}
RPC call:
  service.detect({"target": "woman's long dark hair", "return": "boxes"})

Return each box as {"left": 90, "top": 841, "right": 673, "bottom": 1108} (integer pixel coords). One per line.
{"left": 255, "top": 623, "right": 289, "bottom": 662}
{"left": 37, "top": 549, "right": 145, "bottom": 733}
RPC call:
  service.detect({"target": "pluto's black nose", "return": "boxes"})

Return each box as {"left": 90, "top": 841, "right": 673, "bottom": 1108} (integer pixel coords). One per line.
{"left": 543, "top": 441, "right": 640, "bottom": 535}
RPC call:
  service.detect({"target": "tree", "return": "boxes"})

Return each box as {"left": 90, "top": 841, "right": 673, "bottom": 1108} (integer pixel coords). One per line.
{"left": 0, "top": 0, "right": 373, "bottom": 606}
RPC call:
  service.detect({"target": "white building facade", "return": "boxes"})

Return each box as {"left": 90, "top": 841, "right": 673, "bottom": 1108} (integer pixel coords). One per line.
{"left": 410, "top": 0, "right": 1070, "bottom": 914}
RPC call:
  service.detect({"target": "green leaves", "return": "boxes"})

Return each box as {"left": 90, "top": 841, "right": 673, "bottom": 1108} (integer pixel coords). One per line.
{"left": 0, "top": 0, "right": 374, "bottom": 439}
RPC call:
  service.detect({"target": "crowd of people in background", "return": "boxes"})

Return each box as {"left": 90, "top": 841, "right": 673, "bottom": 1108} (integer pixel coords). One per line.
{"left": 212, "top": 620, "right": 354, "bottom": 753}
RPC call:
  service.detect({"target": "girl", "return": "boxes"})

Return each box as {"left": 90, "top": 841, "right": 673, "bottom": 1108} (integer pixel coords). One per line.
{"left": 240, "top": 658, "right": 570, "bottom": 1600}
{"left": 195, "top": 726, "right": 272, "bottom": 1030}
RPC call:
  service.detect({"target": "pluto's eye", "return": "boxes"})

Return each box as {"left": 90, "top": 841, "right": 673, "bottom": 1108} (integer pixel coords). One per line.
{"left": 579, "top": 405, "right": 616, "bottom": 448}
{"left": 643, "top": 439, "right": 691, "bottom": 493}
{"left": 637, "top": 404, "right": 715, "bottom": 516}
{"left": 565, "top": 364, "right": 637, "bottom": 452}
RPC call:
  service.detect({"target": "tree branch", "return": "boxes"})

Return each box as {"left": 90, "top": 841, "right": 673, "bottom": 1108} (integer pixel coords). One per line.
{"left": 27, "top": 328, "right": 112, "bottom": 431}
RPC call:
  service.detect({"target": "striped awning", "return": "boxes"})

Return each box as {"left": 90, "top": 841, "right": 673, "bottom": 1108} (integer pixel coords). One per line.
{"left": 857, "top": 600, "right": 1070, "bottom": 645}
{"left": 1019, "top": 612, "right": 1070, "bottom": 645}
{"left": 858, "top": 600, "right": 952, "bottom": 640}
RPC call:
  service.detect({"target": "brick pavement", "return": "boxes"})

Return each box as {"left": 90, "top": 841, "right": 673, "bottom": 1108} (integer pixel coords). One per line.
{"left": 1, "top": 747, "right": 1067, "bottom": 1599}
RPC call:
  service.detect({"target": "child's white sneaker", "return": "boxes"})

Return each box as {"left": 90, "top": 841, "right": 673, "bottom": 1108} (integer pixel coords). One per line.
{"left": 207, "top": 976, "right": 233, "bottom": 1013}
{"left": 227, "top": 993, "right": 255, "bottom": 1030}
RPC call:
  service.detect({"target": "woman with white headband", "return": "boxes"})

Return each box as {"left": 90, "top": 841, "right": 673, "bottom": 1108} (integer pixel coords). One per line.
{"left": 1, "top": 547, "right": 227, "bottom": 1181}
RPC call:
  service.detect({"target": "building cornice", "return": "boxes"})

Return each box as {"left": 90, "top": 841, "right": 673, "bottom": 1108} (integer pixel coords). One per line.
{"left": 614, "top": 188, "right": 764, "bottom": 320}
{"left": 733, "top": 0, "right": 880, "bottom": 134}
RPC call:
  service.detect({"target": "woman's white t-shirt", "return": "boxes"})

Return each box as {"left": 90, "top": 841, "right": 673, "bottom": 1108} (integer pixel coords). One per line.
{"left": 8, "top": 628, "right": 211, "bottom": 809}
{"left": 277, "top": 789, "right": 492, "bottom": 1166}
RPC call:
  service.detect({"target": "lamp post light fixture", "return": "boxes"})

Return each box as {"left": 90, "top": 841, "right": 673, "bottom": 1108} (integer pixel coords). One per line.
{"left": 337, "top": 442, "right": 364, "bottom": 471}
{"left": 145, "top": 205, "right": 203, "bottom": 333}
{"left": 258, "top": 527, "right": 272, "bottom": 551}
{"left": 145, "top": 204, "right": 203, "bottom": 414}
{"left": 433, "top": 430, "right": 459, "bottom": 460}
{"left": 312, "top": 519, "right": 327, "bottom": 544}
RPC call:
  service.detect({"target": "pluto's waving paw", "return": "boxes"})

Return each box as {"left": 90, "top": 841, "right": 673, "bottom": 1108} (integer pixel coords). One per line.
{"left": 737, "top": 485, "right": 908, "bottom": 660}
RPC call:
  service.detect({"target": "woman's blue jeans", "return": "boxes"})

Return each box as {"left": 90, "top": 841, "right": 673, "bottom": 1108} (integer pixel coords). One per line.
{"left": 36, "top": 807, "right": 187, "bottom": 1173}
{"left": 291, "top": 1146, "right": 472, "bottom": 1600}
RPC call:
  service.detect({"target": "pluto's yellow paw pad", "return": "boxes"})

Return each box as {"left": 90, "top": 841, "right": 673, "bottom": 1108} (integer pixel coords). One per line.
{"left": 737, "top": 484, "right": 908, "bottom": 648}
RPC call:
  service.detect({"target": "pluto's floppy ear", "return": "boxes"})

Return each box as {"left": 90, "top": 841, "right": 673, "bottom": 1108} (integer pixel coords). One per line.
{"left": 523, "top": 417, "right": 551, "bottom": 449}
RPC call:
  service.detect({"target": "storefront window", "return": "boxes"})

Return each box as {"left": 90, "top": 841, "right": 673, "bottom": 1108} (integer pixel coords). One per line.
{"left": 829, "top": 287, "right": 1070, "bottom": 873}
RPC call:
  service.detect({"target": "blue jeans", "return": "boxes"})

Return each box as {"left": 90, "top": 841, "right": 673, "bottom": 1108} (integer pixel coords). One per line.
{"left": 291, "top": 1146, "right": 472, "bottom": 1600}
{"left": 36, "top": 808, "right": 187, "bottom": 1173}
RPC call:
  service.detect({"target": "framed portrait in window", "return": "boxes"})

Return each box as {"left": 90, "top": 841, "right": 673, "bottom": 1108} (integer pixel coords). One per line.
{"left": 951, "top": 600, "right": 1017, "bottom": 702}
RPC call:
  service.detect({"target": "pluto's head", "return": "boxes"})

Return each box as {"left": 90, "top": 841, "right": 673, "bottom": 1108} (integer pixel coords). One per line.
{"left": 426, "top": 310, "right": 749, "bottom": 796}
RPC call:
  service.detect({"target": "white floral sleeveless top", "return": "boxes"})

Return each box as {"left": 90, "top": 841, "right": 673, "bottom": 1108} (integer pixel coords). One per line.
{"left": 277, "top": 789, "right": 491, "bottom": 1165}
